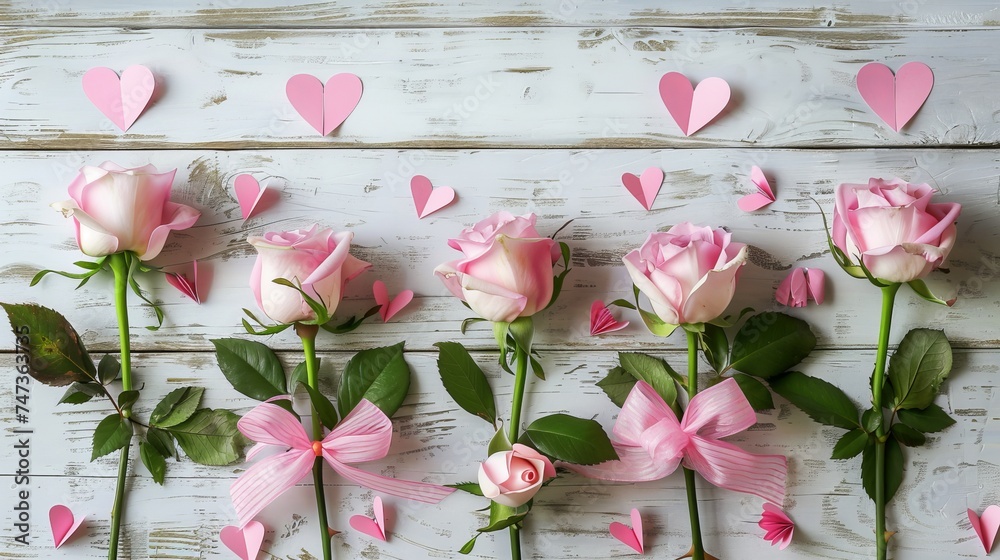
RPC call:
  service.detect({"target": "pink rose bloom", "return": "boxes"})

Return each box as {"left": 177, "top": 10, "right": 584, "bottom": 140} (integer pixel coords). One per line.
{"left": 435, "top": 212, "right": 560, "bottom": 323}
{"left": 52, "top": 162, "right": 199, "bottom": 260}
{"left": 248, "top": 225, "right": 372, "bottom": 325}
{"left": 478, "top": 444, "right": 556, "bottom": 508}
{"left": 833, "top": 178, "right": 961, "bottom": 283}
{"left": 624, "top": 222, "right": 747, "bottom": 326}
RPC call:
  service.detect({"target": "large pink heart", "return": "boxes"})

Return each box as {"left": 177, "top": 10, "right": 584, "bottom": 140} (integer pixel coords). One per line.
{"left": 659, "top": 72, "right": 731, "bottom": 136}
{"left": 286, "top": 73, "right": 363, "bottom": 136}
{"left": 856, "top": 62, "right": 933, "bottom": 132}
{"left": 81, "top": 65, "right": 155, "bottom": 131}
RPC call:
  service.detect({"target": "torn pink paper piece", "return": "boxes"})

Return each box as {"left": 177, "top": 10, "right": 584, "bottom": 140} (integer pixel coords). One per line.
{"left": 759, "top": 503, "right": 794, "bottom": 550}
{"left": 856, "top": 62, "right": 933, "bottom": 132}
{"left": 737, "top": 166, "right": 776, "bottom": 212}
{"left": 220, "top": 520, "right": 265, "bottom": 560}
{"left": 775, "top": 268, "right": 825, "bottom": 308}
{"left": 659, "top": 72, "right": 731, "bottom": 136}
{"left": 373, "top": 280, "right": 414, "bottom": 322}
{"left": 609, "top": 508, "right": 644, "bottom": 554}
{"left": 233, "top": 174, "right": 274, "bottom": 221}
{"left": 166, "top": 261, "right": 201, "bottom": 304}
{"left": 349, "top": 496, "right": 388, "bottom": 542}
{"left": 82, "top": 65, "right": 156, "bottom": 132}
{"left": 621, "top": 167, "right": 663, "bottom": 211}
{"left": 49, "top": 505, "right": 86, "bottom": 548}
{"left": 590, "top": 300, "right": 629, "bottom": 336}
{"left": 286, "top": 73, "right": 363, "bottom": 136}
{"left": 969, "top": 506, "right": 1000, "bottom": 553}
{"left": 410, "top": 175, "right": 457, "bottom": 218}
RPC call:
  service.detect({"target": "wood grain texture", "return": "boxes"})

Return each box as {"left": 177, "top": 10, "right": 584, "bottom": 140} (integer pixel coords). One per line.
{"left": 1, "top": 0, "right": 999, "bottom": 29}
{"left": 4, "top": 27, "right": 1000, "bottom": 149}
{"left": 1, "top": 148, "right": 995, "bottom": 353}
{"left": 0, "top": 349, "right": 993, "bottom": 559}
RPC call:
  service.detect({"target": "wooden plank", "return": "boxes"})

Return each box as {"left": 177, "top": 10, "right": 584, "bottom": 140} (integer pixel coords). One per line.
{"left": 2, "top": 148, "right": 995, "bottom": 353}
{"left": 1, "top": 1, "right": 999, "bottom": 29}
{"left": 4, "top": 27, "right": 1000, "bottom": 149}
{"left": 0, "top": 349, "right": 992, "bottom": 559}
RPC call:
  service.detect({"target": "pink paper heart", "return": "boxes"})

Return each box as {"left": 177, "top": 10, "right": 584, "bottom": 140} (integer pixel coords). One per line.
{"left": 659, "top": 72, "right": 731, "bottom": 136}
{"left": 286, "top": 73, "right": 363, "bottom": 136}
{"left": 373, "top": 280, "right": 414, "bottom": 322}
{"left": 165, "top": 260, "right": 201, "bottom": 304}
{"left": 410, "top": 175, "right": 457, "bottom": 218}
{"left": 856, "top": 62, "right": 933, "bottom": 132}
{"left": 969, "top": 506, "right": 1000, "bottom": 553}
{"left": 609, "top": 508, "right": 643, "bottom": 554}
{"left": 737, "top": 165, "right": 776, "bottom": 212}
{"left": 220, "top": 520, "right": 265, "bottom": 560}
{"left": 590, "top": 300, "right": 629, "bottom": 336}
{"left": 621, "top": 167, "right": 663, "bottom": 211}
{"left": 776, "top": 267, "right": 825, "bottom": 308}
{"left": 82, "top": 65, "right": 156, "bottom": 132}
{"left": 349, "top": 496, "right": 387, "bottom": 541}
{"left": 49, "top": 505, "right": 86, "bottom": 548}
{"left": 233, "top": 174, "right": 273, "bottom": 221}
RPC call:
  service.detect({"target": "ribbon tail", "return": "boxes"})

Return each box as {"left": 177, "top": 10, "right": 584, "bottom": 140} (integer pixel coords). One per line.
{"left": 563, "top": 444, "right": 681, "bottom": 482}
{"left": 686, "top": 436, "right": 787, "bottom": 505}
{"left": 327, "top": 459, "right": 455, "bottom": 504}
{"left": 230, "top": 450, "right": 315, "bottom": 527}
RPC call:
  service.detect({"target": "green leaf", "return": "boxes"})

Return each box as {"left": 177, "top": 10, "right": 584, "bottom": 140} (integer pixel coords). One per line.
{"left": 529, "top": 352, "right": 545, "bottom": 381}
{"left": 897, "top": 404, "right": 956, "bottom": 433}
{"left": 861, "top": 437, "right": 905, "bottom": 503}
{"left": 59, "top": 382, "right": 103, "bottom": 405}
{"left": 730, "top": 313, "right": 817, "bottom": 378}
{"left": 487, "top": 426, "right": 513, "bottom": 455}
{"left": 508, "top": 317, "right": 534, "bottom": 355}
{"left": 270, "top": 278, "right": 330, "bottom": 324}
{"left": 479, "top": 501, "right": 529, "bottom": 533}
{"left": 862, "top": 409, "right": 883, "bottom": 433}
{"left": 303, "top": 383, "right": 339, "bottom": 430}
{"left": 288, "top": 360, "right": 310, "bottom": 392}
{"left": 618, "top": 352, "right": 678, "bottom": 407}
{"left": 458, "top": 535, "right": 479, "bottom": 554}
{"left": 831, "top": 429, "right": 868, "bottom": 460}
{"left": 732, "top": 373, "right": 774, "bottom": 411}
{"left": 1, "top": 302, "right": 96, "bottom": 386}
{"left": 595, "top": 367, "right": 637, "bottom": 408}
{"left": 907, "top": 279, "right": 954, "bottom": 306}
{"left": 891, "top": 423, "right": 927, "bottom": 447}
{"left": 447, "top": 482, "right": 485, "bottom": 496}
{"left": 320, "top": 305, "right": 380, "bottom": 335}
{"left": 523, "top": 414, "right": 617, "bottom": 465}
{"left": 92, "top": 413, "right": 132, "bottom": 461}
{"left": 211, "top": 338, "right": 286, "bottom": 401}
{"left": 460, "top": 317, "right": 487, "bottom": 334}
{"left": 435, "top": 342, "right": 497, "bottom": 425}
{"left": 166, "top": 409, "right": 244, "bottom": 466}
{"left": 117, "top": 390, "right": 139, "bottom": 411}
{"left": 699, "top": 324, "right": 730, "bottom": 374}
{"left": 149, "top": 387, "right": 205, "bottom": 428}
{"left": 139, "top": 441, "right": 167, "bottom": 485}
{"left": 98, "top": 354, "right": 121, "bottom": 385}
{"left": 337, "top": 342, "right": 411, "bottom": 418}
{"left": 609, "top": 299, "right": 636, "bottom": 310}
{"left": 887, "top": 329, "right": 953, "bottom": 411}
{"left": 769, "top": 371, "right": 860, "bottom": 430}
{"left": 145, "top": 427, "right": 176, "bottom": 458}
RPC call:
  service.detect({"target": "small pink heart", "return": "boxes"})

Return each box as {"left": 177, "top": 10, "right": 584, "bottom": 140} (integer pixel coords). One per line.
{"left": 82, "top": 65, "right": 156, "bottom": 132}
{"left": 165, "top": 260, "right": 202, "bottom": 304}
{"left": 609, "top": 508, "right": 643, "bottom": 554}
{"left": 373, "top": 280, "right": 414, "bottom": 322}
{"left": 621, "top": 167, "right": 663, "bottom": 210}
{"left": 737, "top": 165, "right": 776, "bottom": 212}
{"left": 49, "top": 505, "right": 86, "bottom": 548}
{"left": 410, "top": 175, "right": 457, "bottom": 218}
{"left": 233, "top": 174, "right": 273, "bottom": 221}
{"left": 857, "top": 62, "right": 933, "bottom": 132}
{"left": 969, "top": 506, "right": 1000, "bottom": 553}
{"left": 220, "top": 520, "right": 265, "bottom": 560}
{"left": 659, "top": 72, "right": 731, "bottom": 136}
{"left": 349, "top": 496, "right": 387, "bottom": 541}
{"left": 286, "top": 73, "right": 363, "bottom": 136}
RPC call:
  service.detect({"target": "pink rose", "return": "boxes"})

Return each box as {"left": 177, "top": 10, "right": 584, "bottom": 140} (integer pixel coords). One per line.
{"left": 478, "top": 444, "right": 556, "bottom": 507}
{"left": 833, "top": 178, "right": 961, "bottom": 283}
{"left": 52, "top": 162, "right": 199, "bottom": 260}
{"left": 248, "top": 225, "right": 372, "bottom": 324}
{"left": 624, "top": 222, "right": 747, "bottom": 326}
{"left": 435, "top": 212, "right": 560, "bottom": 323}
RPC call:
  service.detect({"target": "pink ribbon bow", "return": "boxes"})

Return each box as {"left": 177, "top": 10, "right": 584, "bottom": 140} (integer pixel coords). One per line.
{"left": 231, "top": 398, "right": 454, "bottom": 526}
{"left": 570, "top": 378, "right": 786, "bottom": 505}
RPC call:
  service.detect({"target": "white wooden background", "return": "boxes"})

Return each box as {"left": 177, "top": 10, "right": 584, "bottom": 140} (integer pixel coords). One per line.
{"left": 2, "top": 2, "right": 1000, "bottom": 559}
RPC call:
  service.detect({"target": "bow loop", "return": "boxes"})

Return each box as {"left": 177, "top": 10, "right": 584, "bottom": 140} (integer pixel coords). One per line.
{"left": 321, "top": 399, "right": 393, "bottom": 464}
{"left": 681, "top": 378, "right": 758, "bottom": 439}
{"left": 639, "top": 417, "right": 690, "bottom": 463}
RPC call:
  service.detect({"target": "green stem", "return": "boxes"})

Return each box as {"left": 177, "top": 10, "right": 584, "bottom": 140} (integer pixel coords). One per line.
{"left": 297, "top": 323, "right": 331, "bottom": 560}
{"left": 507, "top": 344, "right": 529, "bottom": 560}
{"left": 871, "top": 283, "right": 900, "bottom": 560}
{"left": 683, "top": 330, "right": 705, "bottom": 560}
{"left": 107, "top": 253, "right": 134, "bottom": 560}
